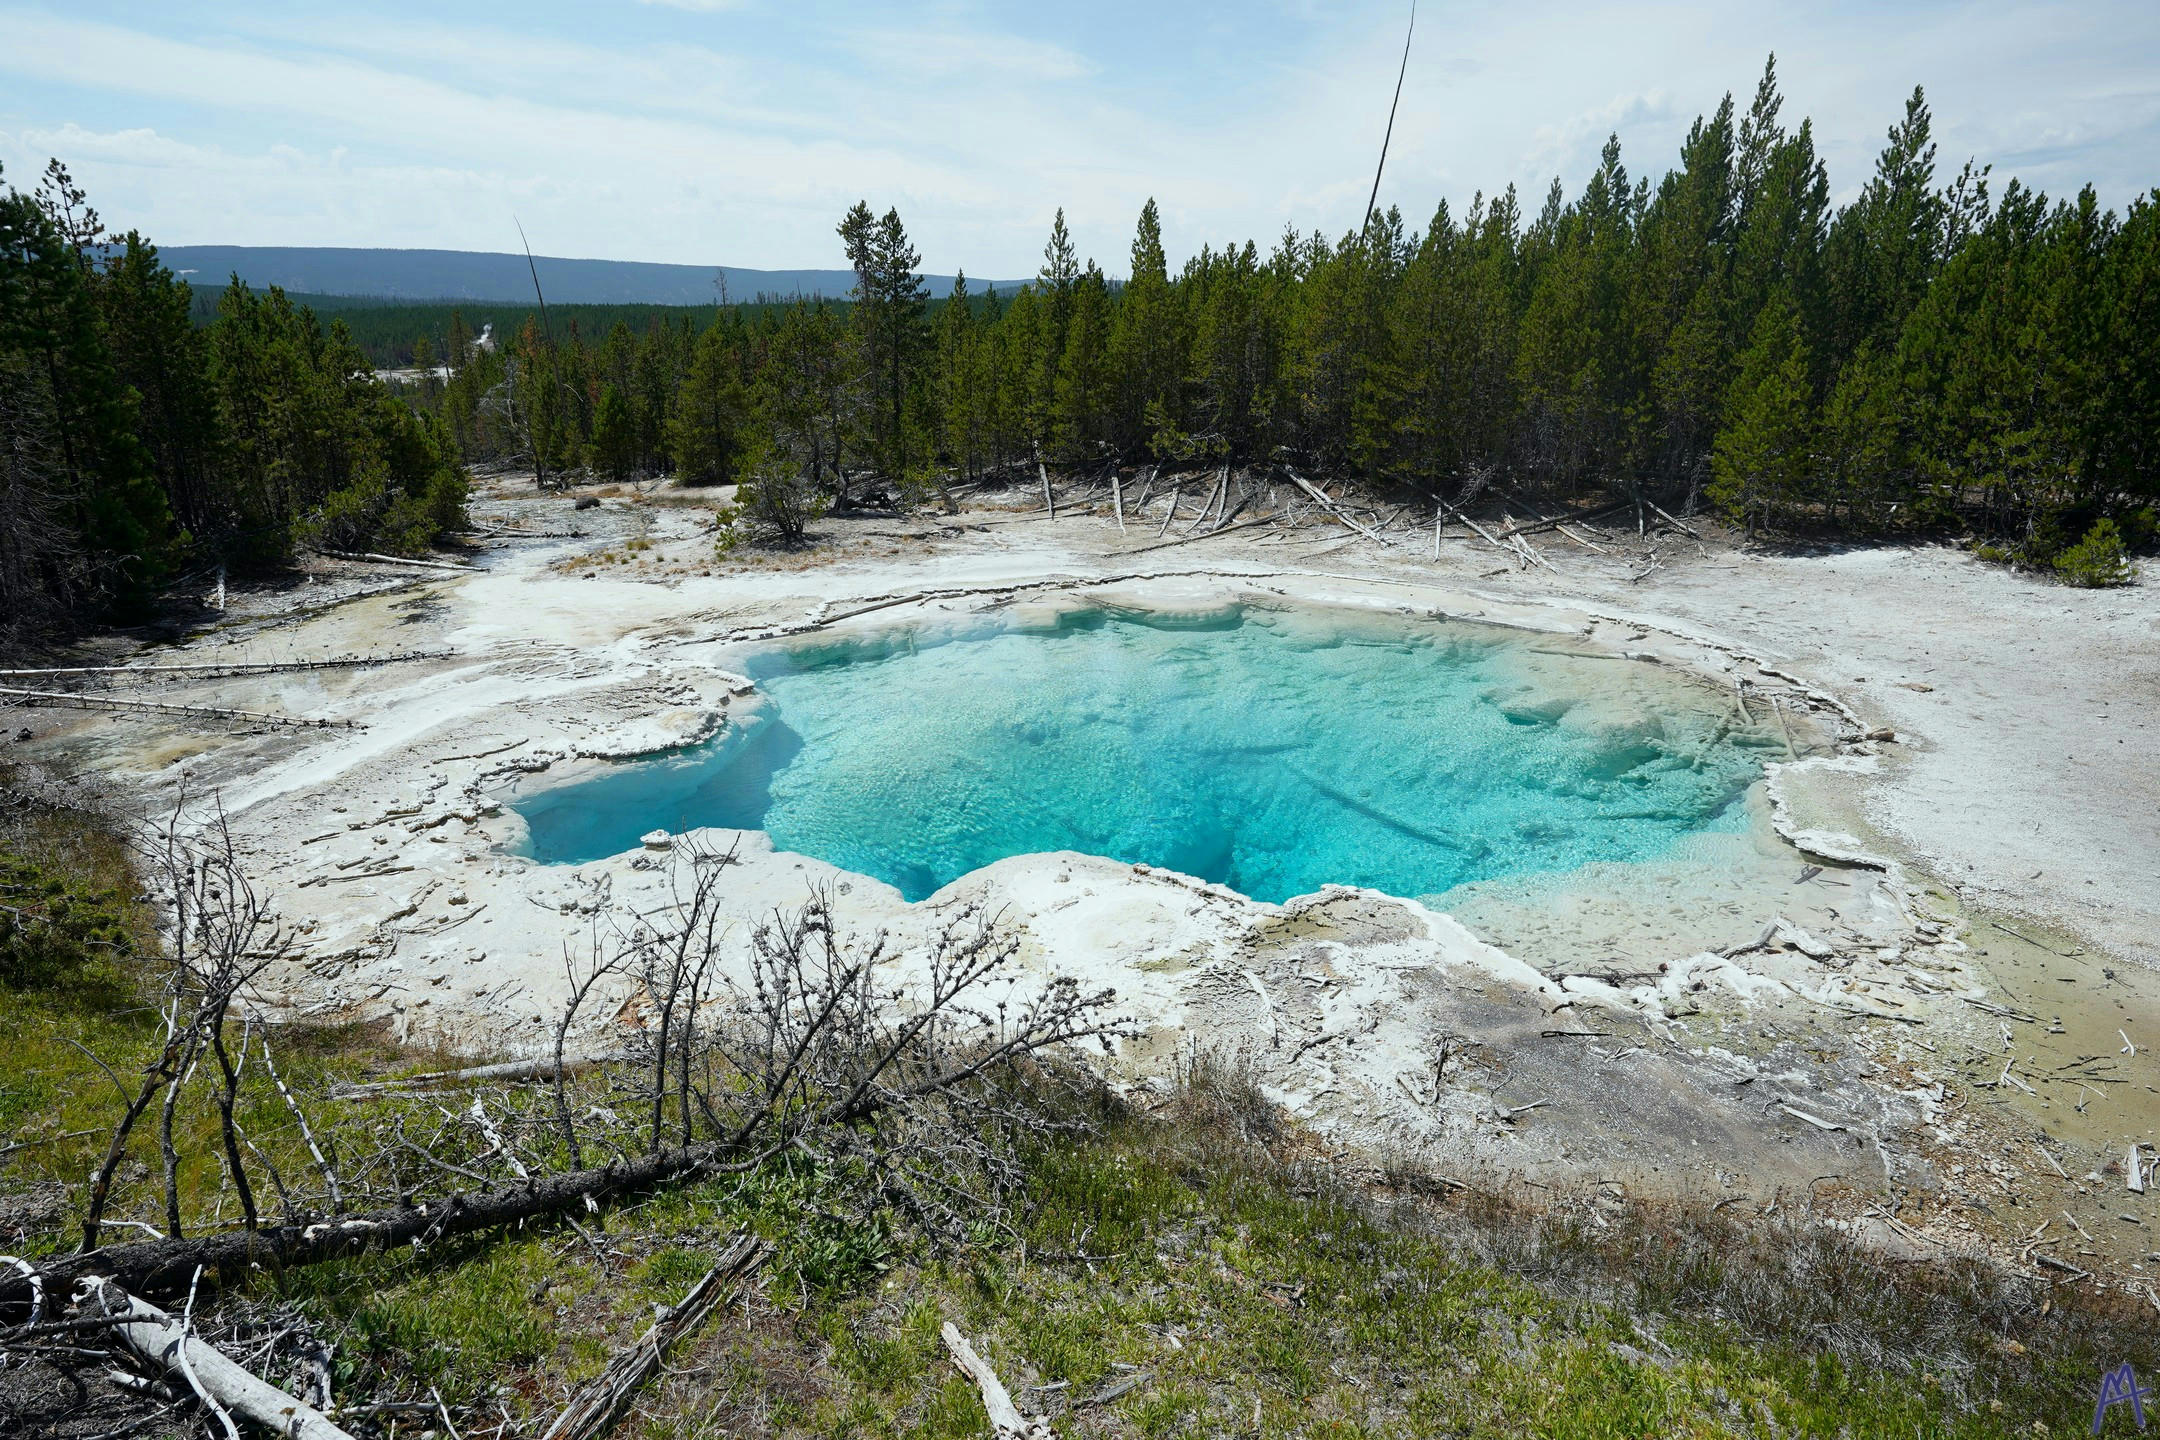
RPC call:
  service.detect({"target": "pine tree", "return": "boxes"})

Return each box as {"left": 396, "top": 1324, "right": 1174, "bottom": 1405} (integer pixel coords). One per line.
{"left": 96, "top": 232, "right": 220, "bottom": 545}
{"left": 930, "top": 270, "right": 981, "bottom": 484}
{"left": 1710, "top": 292, "right": 1816, "bottom": 533}
{"left": 1635, "top": 97, "right": 1737, "bottom": 495}
{"left": 1817, "top": 344, "right": 1903, "bottom": 527}
{"left": 1393, "top": 197, "right": 1522, "bottom": 489}
{"left": 1030, "top": 209, "right": 1081, "bottom": 450}
{"left": 447, "top": 310, "right": 473, "bottom": 372}
{"left": 1108, "top": 199, "right": 1184, "bottom": 457}
{"left": 0, "top": 171, "right": 170, "bottom": 617}
{"left": 1052, "top": 263, "right": 1114, "bottom": 462}
{"left": 1727, "top": 62, "right": 1829, "bottom": 376}
{"left": 759, "top": 299, "right": 854, "bottom": 494}
{"left": 1825, "top": 86, "right": 1947, "bottom": 360}
{"left": 838, "top": 202, "right": 929, "bottom": 491}
{"left": 2092, "top": 190, "right": 2160, "bottom": 511}
{"left": 1514, "top": 136, "right": 1643, "bottom": 488}
{"left": 631, "top": 320, "right": 680, "bottom": 474}
{"left": 590, "top": 383, "right": 637, "bottom": 482}
{"left": 672, "top": 322, "right": 748, "bottom": 485}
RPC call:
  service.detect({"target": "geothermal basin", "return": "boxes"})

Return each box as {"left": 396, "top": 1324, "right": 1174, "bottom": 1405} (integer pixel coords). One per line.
{"left": 509, "top": 605, "right": 1795, "bottom": 905}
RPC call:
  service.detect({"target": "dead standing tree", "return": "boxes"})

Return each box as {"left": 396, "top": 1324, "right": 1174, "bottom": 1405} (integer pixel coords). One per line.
{"left": 625, "top": 838, "right": 733, "bottom": 1154}
{"left": 8, "top": 841, "right": 1127, "bottom": 1312}
{"left": 591, "top": 835, "right": 1130, "bottom": 1244}
{"left": 710, "top": 896, "right": 1121, "bottom": 1242}
{"left": 79, "top": 797, "right": 292, "bottom": 1251}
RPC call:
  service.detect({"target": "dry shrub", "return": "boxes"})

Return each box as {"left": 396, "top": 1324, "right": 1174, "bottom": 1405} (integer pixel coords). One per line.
{"left": 1134, "top": 1077, "right": 2159, "bottom": 1407}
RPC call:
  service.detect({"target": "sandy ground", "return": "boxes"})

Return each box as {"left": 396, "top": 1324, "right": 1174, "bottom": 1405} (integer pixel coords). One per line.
{"left": 10, "top": 474, "right": 2157, "bottom": 1284}
{"left": 1554, "top": 542, "right": 2160, "bottom": 971}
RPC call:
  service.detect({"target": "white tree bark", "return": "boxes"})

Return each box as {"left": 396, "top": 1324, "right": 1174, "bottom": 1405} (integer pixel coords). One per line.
{"left": 86, "top": 1280, "right": 360, "bottom": 1440}
{"left": 941, "top": 1323, "right": 1055, "bottom": 1439}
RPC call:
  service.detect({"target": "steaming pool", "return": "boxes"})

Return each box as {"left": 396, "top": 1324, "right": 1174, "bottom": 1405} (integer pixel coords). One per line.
{"left": 510, "top": 605, "right": 1792, "bottom": 904}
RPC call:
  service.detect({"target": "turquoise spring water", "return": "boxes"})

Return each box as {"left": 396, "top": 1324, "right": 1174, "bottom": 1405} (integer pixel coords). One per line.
{"left": 511, "top": 607, "right": 1782, "bottom": 904}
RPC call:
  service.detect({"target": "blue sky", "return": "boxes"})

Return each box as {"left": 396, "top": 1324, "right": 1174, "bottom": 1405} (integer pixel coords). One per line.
{"left": 2, "top": 2, "right": 2156, "bottom": 279}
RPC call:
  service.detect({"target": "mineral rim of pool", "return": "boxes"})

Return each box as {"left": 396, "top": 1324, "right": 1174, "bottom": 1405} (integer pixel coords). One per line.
{"left": 510, "top": 605, "right": 1790, "bottom": 903}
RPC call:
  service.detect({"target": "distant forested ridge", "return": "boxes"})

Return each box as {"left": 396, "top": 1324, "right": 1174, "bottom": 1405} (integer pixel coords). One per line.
{"left": 2, "top": 162, "right": 466, "bottom": 641}
{"left": 7, "top": 58, "right": 2155, "bottom": 643}
{"left": 192, "top": 294, "right": 821, "bottom": 371}
{"left": 153, "top": 245, "right": 1014, "bottom": 307}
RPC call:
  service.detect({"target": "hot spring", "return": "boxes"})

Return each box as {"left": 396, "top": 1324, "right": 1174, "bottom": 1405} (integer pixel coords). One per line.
{"left": 510, "top": 605, "right": 1790, "bottom": 904}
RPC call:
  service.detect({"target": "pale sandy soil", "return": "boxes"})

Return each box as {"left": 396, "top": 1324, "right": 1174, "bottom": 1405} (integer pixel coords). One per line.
{"left": 1555, "top": 542, "right": 2160, "bottom": 971}
{"left": 10, "top": 474, "right": 2156, "bottom": 1282}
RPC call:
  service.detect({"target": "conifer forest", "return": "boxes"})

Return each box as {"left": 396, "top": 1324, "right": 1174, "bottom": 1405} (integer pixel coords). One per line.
{"left": 6, "top": 59, "right": 2156, "bottom": 644}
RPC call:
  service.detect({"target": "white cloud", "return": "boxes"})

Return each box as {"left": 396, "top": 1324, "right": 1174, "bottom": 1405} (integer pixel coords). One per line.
{"left": 840, "top": 26, "right": 1096, "bottom": 83}
{"left": 1, "top": 2, "right": 2154, "bottom": 276}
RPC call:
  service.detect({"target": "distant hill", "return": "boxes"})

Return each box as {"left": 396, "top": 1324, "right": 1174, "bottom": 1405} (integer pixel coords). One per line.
{"left": 156, "top": 245, "right": 1025, "bottom": 304}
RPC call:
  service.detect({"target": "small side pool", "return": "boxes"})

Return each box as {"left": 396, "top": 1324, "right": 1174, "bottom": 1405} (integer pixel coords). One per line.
{"left": 511, "top": 606, "right": 1787, "bottom": 903}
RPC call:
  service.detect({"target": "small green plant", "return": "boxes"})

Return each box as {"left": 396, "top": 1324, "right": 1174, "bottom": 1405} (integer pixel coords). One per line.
{"left": 713, "top": 461, "right": 828, "bottom": 553}
{"left": 897, "top": 464, "right": 946, "bottom": 514}
{"left": 2054, "top": 518, "right": 2136, "bottom": 587}
{"left": 0, "top": 855, "right": 136, "bottom": 990}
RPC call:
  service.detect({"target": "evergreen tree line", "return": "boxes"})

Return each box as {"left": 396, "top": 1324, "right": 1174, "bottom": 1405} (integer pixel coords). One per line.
{"left": 2, "top": 161, "right": 467, "bottom": 642}
{"left": 430, "top": 61, "right": 2153, "bottom": 571}
{"left": 9, "top": 58, "right": 2154, "bottom": 644}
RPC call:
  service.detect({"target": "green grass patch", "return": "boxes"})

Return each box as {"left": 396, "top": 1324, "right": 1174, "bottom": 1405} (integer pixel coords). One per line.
{"left": 6, "top": 778, "right": 2151, "bottom": 1437}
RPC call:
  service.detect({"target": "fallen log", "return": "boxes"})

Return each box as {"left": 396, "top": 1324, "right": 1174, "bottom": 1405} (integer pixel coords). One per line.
{"left": 329, "top": 1053, "right": 622, "bottom": 1100}
{"left": 0, "top": 687, "right": 362, "bottom": 730}
{"left": 538, "top": 1233, "right": 766, "bottom": 1440}
{"left": 86, "top": 1279, "right": 359, "bottom": 1440}
{"left": 0, "top": 652, "right": 449, "bottom": 681}
{"left": 1182, "top": 468, "right": 1225, "bottom": 536}
{"left": 4, "top": 1132, "right": 767, "bottom": 1310}
{"left": 1216, "top": 486, "right": 1256, "bottom": 529}
{"left": 1643, "top": 500, "right": 1701, "bottom": 538}
{"left": 1432, "top": 498, "right": 1508, "bottom": 552}
{"left": 1116, "top": 513, "right": 1279, "bottom": 557}
{"left": 318, "top": 550, "right": 479, "bottom": 573}
{"left": 942, "top": 1323, "right": 1055, "bottom": 1439}
{"left": 1777, "top": 1103, "right": 1847, "bottom": 1133}
{"left": 1282, "top": 471, "right": 1391, "bottom": 548}
{"left": 1554, "top": 524, "right": 1610, "bottom": 555}
{"left": 1492, "top": 501, "right": 1633, "bottom": 541}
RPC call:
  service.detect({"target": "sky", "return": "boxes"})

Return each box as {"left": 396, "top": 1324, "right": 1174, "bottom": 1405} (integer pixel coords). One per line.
{"left": 2, "top": 1, "right": 2156, "bottom": 281}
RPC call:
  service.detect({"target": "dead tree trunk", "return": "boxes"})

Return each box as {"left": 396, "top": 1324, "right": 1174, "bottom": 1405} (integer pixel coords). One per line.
{"left": 1282, "top": 470, "right": 1391, "bottom": 548}
{"left": 87, "top": 1279, "right": 360, "bottom": 1440}
{"left": 330, "top": 1053, "right": 622, "bottom": 1101}
{"left": 942, "top": 1324, "right": 1055, "bottom": 1439}
{"left": 538, "top": 1234, "right": 765, "bottom": 1440}
{"left": 11, "top": 1135, "right": 760, "bottom": 1308}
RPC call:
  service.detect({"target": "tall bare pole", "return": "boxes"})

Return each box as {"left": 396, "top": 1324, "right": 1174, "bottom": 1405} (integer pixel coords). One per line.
{"left": 515, "top": 217, "right": 555, "bottom": 347}
{"left": 1363, "top": 0, "right": 1419, "bottom": 235}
